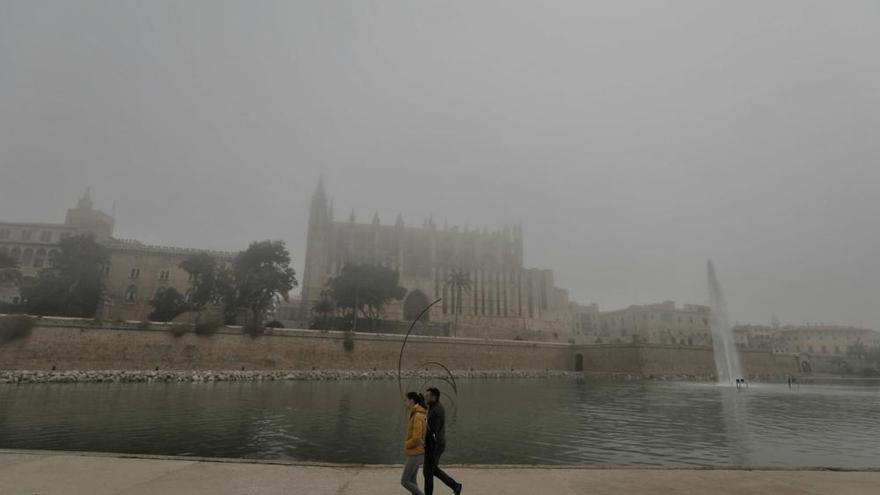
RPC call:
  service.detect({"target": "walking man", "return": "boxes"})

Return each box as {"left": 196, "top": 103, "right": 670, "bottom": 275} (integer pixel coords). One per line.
{"left": 423, "top": 387, "right": 462, "bottom": 495}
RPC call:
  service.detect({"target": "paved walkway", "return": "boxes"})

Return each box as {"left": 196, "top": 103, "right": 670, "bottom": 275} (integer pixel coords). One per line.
{"left": 1, "top": 450, "right": 878, "bottom": 495}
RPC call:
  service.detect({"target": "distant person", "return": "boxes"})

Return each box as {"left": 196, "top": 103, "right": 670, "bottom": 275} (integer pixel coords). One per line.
{"left": 402, "top": 392, "right": 428, "bottom": 495}
{"left": 424, "top": 387, "right": 463, "bottom": 495}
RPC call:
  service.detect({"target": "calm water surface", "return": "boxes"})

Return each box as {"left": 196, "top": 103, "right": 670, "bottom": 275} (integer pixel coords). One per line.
{"left": 1, "top": 379, "right": 878, "bottom": 467}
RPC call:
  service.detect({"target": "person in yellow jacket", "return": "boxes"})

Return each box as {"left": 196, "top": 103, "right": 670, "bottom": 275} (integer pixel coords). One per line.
{"left": 401, "top": 391, "right": 428, "bottom": 495}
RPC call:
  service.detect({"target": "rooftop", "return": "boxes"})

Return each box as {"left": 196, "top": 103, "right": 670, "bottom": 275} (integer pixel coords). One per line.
{"left": 105, "top": 238, "right": 237, "bottom": 259}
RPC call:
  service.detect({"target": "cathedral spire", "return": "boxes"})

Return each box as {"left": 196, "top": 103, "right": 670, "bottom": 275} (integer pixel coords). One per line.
{"left": 311, "top": 176, "right": 326, "bottom": 204}
{"left": 309, "top": 176, "right": 330, "bottom": 227}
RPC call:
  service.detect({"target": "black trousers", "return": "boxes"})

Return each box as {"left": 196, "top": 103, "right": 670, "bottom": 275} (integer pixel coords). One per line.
{"left": 424, "top": 444, "right": 457, "bottom": 495}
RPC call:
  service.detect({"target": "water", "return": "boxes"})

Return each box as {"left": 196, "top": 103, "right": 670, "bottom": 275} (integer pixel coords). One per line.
{"left": 1, "top": 379, "right": 879, "bottom": 467}
{"left": 708, "top": 260, "right": 743, "bottom": 385}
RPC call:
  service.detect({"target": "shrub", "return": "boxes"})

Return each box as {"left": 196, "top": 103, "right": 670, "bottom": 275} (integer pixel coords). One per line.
{"left": 343, "top": 330, "right": 355, "bottom": 352}
{"left": 243, "top": 322, "right": 265, "bottom": 338}
{"left": 169, "top": 324, "right": 192, "bottom": 337}
{"left": 194, "top": 319, "right": 222, "bottom": 336}
{"left": 0, "top": 315, "right": 35, "bottom": 344}
{"left": 265, "top": 320, "right": 284, "bottom": 328}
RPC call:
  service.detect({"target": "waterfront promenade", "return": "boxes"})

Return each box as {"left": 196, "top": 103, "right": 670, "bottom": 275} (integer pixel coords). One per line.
{"left": 1, "top": 450, "right": 877, "bottom": 494}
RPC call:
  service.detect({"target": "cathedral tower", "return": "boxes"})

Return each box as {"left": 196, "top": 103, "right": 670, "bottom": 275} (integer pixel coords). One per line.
{"left": 302, "top": 177, "right": 332, "bottom": 317}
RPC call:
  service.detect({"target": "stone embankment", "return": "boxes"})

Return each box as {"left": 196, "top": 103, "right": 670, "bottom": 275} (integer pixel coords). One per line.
{"left": 0, "top": 369, "right": 581, "bottom": 385}
{"left": 2, "top": 451, "right": 879, "bottom": 495}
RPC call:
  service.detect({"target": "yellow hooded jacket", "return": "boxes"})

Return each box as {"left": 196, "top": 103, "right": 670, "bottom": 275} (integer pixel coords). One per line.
{"left": 404, "top": 404, "right": 427, "bottom": 455}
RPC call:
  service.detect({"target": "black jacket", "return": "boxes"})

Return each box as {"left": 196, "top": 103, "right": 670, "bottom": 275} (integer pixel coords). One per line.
{"left": 426, "top": 402, "right": 447, "bottom": 449}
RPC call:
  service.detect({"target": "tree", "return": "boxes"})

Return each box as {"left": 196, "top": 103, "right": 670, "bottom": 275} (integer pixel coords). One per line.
{"left": 0, "top": 252, "right": 23, "bottom": 313}
{"left": 866, "top": 345, "right": 880, "bottom": 366}
{"left": 233, "top": 240, "right": 297, "bottom": 327}
{"left": 23, "top": 234, "right": 108, "bottom": 317}
{"left": 310, "top": 289, "right": 336, "bottom": 328}
{"left": 215, "top": 264, "right": 239, "bottom": 325}
{"left": 0, "top": 251, "right": 20, "bottom": 285}
{"left": 326, "top": 263, "right": 406, "bottom": 325}
{"left": 445, "top": 269, "right": 472, "bottom": 328}
{"left": 148, "top": 287, "right": 188, "bottom": 322}
{"left": 180, "top": 252, "right": 226, "bottom": 323}
{"left": 847, "top": 340, "right": 868, "bottom": 360}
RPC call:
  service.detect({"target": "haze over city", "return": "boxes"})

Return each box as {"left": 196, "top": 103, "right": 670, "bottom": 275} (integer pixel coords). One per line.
{"left": 2, "top": 0, "right": 878, "bottom": 328}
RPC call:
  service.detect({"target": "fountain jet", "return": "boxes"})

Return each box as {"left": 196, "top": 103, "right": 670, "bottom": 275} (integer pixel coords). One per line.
{"left": 707, "top": 260, "right": 743, "bottom": 385}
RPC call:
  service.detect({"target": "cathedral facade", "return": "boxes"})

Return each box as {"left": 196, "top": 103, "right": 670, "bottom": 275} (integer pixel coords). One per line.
{"left": 301, "top": 180, "right": 573, "bottom": 336}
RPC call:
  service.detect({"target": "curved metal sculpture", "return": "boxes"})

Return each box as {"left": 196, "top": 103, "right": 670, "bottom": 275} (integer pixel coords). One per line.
{"left": 397, "top": 298, "right": 459, "bottom": 399}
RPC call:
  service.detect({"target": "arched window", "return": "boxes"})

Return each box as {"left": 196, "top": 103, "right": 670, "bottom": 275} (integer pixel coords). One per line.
{"left": 0, "top": 246, "right": 8, "bottom": 257}
{"left": 124, "top": 285, "right": 137, "bottom": 303}
{"left": 403, "top": 290, "right": 430, "bottom": 321}
{"left": 33, "top": 248, "right": 46, "bottom": 268}
{"left": 10, "top": 247, "right": 21, "bottom": 260}
{"left": 21, "top": 248, "right": 34, "bottom": 265}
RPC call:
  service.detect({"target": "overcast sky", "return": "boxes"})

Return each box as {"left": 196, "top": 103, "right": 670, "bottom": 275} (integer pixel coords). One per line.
{"left": 1, "top": 1, "right": 878, "bottom": 327}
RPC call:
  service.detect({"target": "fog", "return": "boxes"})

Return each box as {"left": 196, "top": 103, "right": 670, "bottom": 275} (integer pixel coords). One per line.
{"left": 1, "top": 0, "right": 878, "bottom": 327}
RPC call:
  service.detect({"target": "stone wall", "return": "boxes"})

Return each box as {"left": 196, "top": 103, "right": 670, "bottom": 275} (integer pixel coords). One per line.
{"left": 0, "top": 319, "right": 573, "bottom": 372}
{"left": 453, "top": 316, "right": 571, "bottom": 342}
{"left": 0, "top": 318, "right": 800, "bottom": 379}
{"left": 574, "top": 344, "right": 799, "bottom": 378}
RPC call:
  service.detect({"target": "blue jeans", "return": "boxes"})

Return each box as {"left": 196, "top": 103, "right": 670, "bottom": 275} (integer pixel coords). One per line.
{"left": 401, "top": 454, "right": 424, "bottom": 495}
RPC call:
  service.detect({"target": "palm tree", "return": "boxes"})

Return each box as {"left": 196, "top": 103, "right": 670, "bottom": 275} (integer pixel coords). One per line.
{"left": 445, "top": 269, "right": 472, "bottom": 329}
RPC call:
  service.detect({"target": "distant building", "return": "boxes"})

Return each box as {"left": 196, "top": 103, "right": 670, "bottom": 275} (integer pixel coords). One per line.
{"left": 1, "top": 189, "right": 116, "bottom": 305}
{"left": 99, "top": 238, "right": 235, "bottom": 322}
{"left": 301, "top": 179, "right": 573, "bottom": 336}
{"left": 732, "top": 325, "right": 781, "bottom": 352}
{"left": 775, "top": 325, "right": 880, "bottom": 356}
{"left": 0, "top": 189, "right": 114, "bottom": 281}
{"left": 594, "top": 301, "right": 712, "bottom": 345}
{"left": 273, "top": 297, "right": 303, "bottom": 324}
{"left": 1, "top": 190, "right": 237, "bottom": 321}
{"left": 570, "top": 303, "right": 600, "bottom": 342}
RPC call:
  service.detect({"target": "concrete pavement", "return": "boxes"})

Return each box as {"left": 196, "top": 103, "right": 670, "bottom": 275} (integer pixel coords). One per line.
{"left": 0, "top": 450, "right": 878, "bottom": 495}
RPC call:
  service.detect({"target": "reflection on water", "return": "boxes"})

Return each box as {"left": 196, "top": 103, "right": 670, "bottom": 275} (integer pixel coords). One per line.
{"left": 719, "top": 386, "right": 752, "bottom": 465}
{"left": 1, "top": 379, "right": 878, "bottom": 467}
